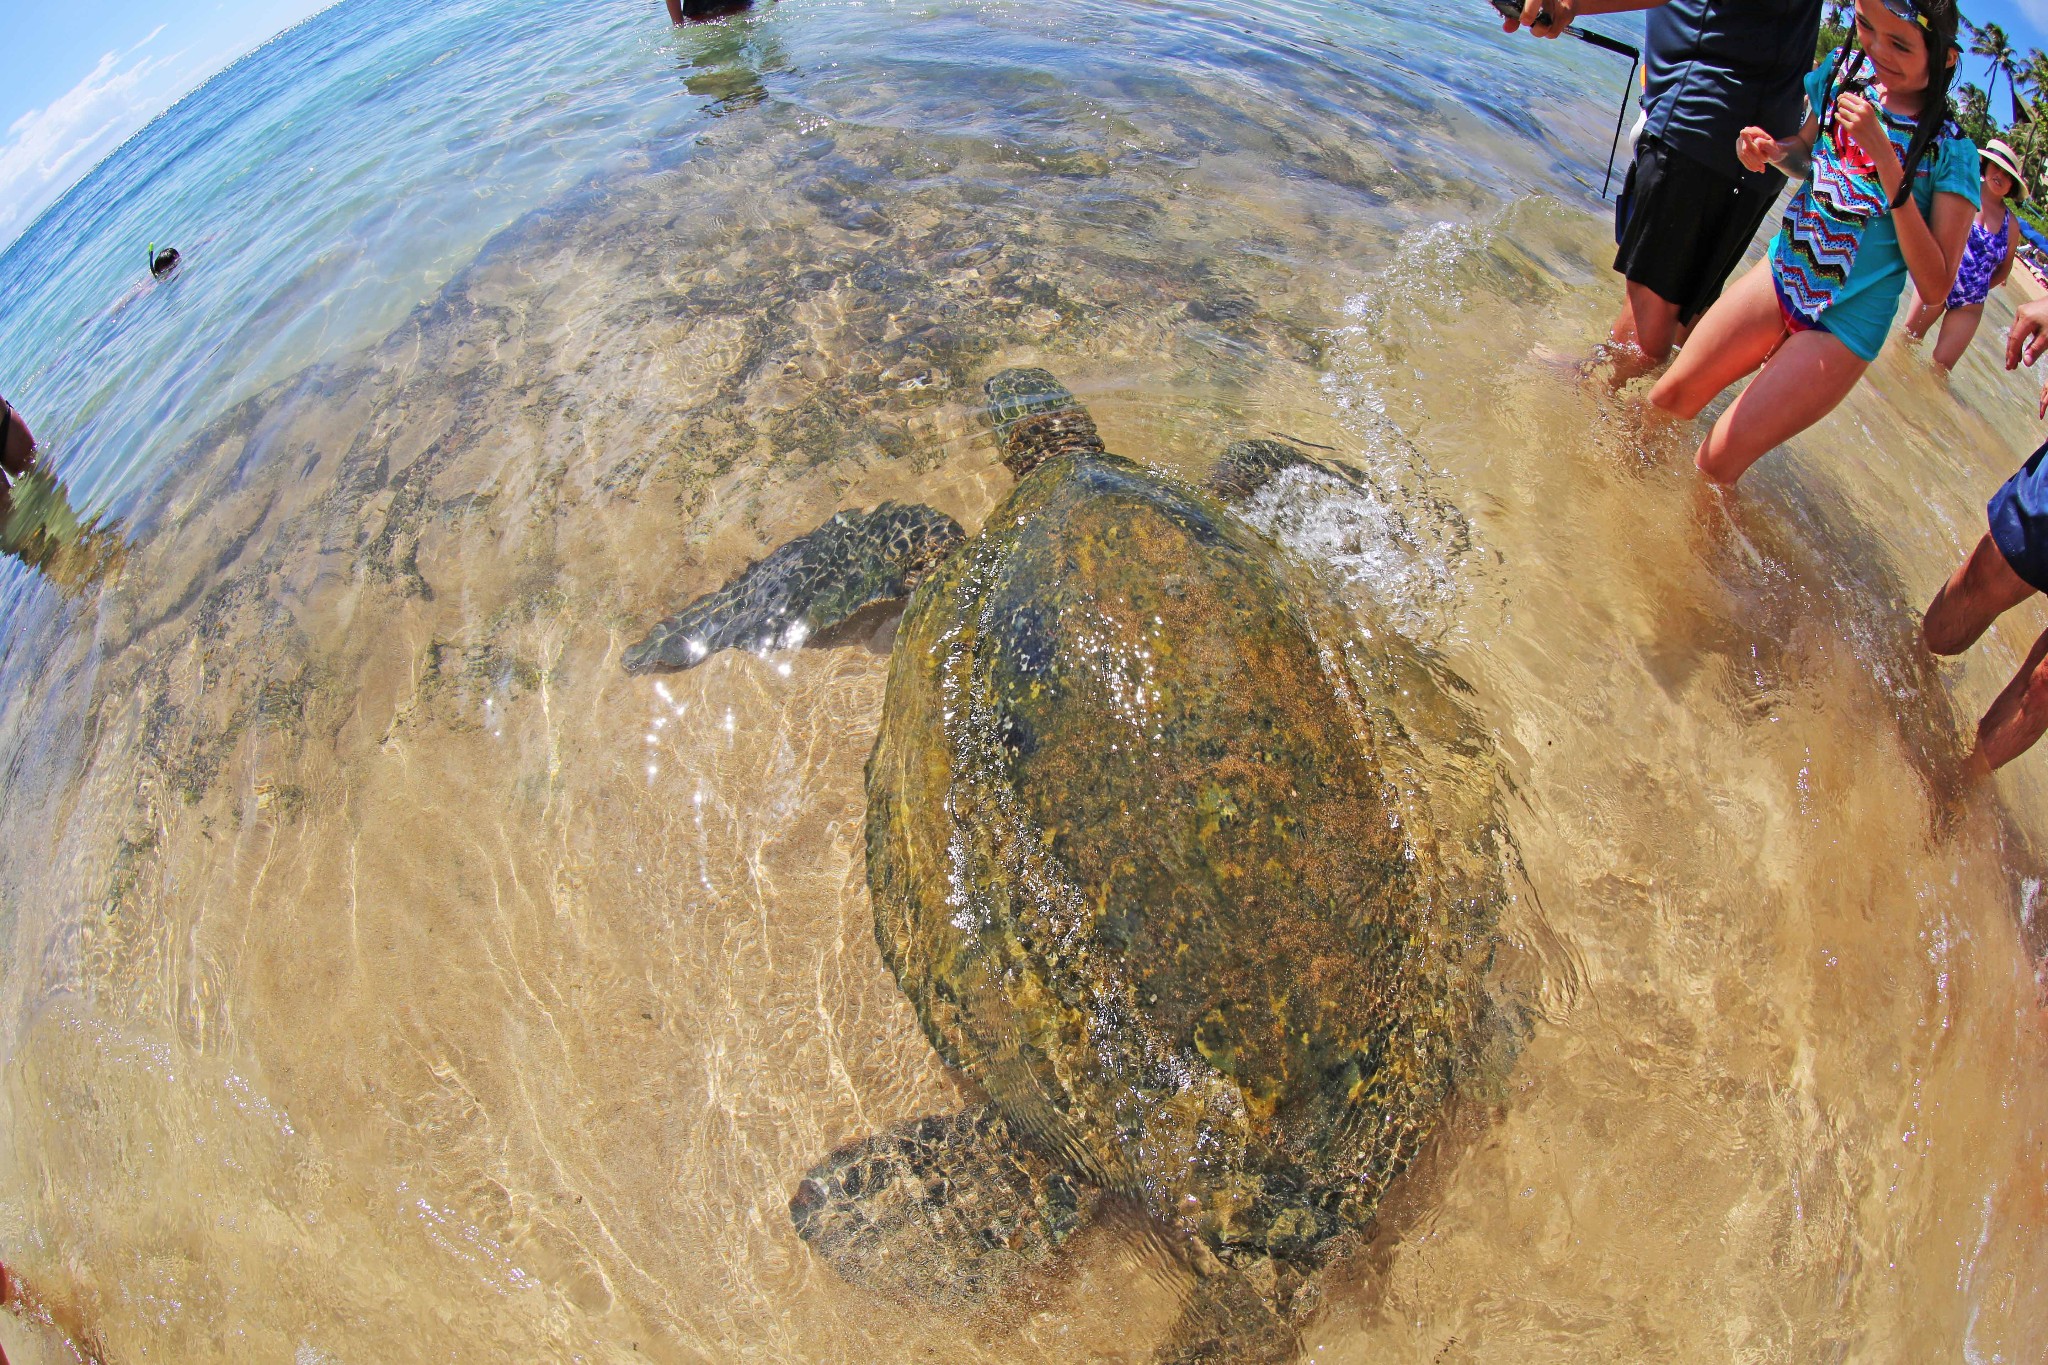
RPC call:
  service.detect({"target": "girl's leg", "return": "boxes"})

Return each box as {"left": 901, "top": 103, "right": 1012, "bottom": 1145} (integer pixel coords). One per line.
{"left": 1903, "top": 286, "right": 1942, "bottom": 340}
{"left": 1931, "top": 304, "right": 1985, "bottom": 372}
{"left": 1924, "top": 531, "right": 2037, "bottom": 654}
{"left": 1648, "top": 260, "right": 1784, "bottom": 420}
{"left": 1694, "top": 327, "right": 1867, "bottom": 485}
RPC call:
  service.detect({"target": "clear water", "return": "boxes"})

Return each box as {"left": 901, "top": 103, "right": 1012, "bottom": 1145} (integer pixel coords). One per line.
{"left": 1, "top": 0, "right": 2044, "bottom": 1360}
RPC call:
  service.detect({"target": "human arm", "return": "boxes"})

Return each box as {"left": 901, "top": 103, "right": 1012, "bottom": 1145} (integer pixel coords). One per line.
{"left": 2004, "top": 297, "right": 2048, "bottom": 418}
{"left": 1835, "top": 97, "right": 1973, "bottom": 304}
{"left": 666, "top": 0, "right": 684, "bottom": 22}
{"left": 1991, "top": 216, "right": 2022, "bottom": 290}
{"left": 1737, "top": 111, "right": 1819, "bottom": 180}
{"left": 1504, "top": 0, "right": 1666, "bottom": 40}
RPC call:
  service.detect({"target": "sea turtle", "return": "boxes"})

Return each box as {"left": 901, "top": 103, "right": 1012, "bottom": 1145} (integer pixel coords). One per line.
{"left": 624, "top": 369, "right": 1508, "bottom": 1360}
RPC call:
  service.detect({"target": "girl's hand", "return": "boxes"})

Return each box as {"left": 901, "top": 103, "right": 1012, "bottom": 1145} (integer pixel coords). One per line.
{"left": 1834, "top": 93, "right": 1901, "bottom": 185}
{"left": 1737, "top": 126, "right": 1780, "bottom": 175}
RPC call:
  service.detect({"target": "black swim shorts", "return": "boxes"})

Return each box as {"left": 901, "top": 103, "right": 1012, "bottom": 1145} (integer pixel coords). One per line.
{"left": 1614, "top": 136, "right": 1786, "bottom": 327}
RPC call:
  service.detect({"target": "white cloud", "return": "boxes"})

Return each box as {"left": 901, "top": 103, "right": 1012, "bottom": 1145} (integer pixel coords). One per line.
{"left": 0, "top": 28, "right": 191, "bottom": 249}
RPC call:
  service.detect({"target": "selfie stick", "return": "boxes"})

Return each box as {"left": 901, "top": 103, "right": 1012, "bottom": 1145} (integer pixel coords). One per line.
{"left": 1562, "top": 25, "right": 1643, "bottom": 198}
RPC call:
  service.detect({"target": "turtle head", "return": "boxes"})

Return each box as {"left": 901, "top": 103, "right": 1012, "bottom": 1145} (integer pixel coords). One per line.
{"left": 983, "top": 368, "right": 1105, "bottom": 477}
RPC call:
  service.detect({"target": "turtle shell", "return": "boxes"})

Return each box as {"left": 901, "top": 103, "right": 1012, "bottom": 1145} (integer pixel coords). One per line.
{"left": 865, "top": 450, "right": 1502, "bottom": 1259}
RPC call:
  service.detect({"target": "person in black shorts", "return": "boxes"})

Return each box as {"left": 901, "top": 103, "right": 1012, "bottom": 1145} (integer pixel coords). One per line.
{"left": 1922, "top": 297, "right": 2048, "bottom": 775}
{"left": 1505, "top": 0, "right": 1823, "bottom": 375}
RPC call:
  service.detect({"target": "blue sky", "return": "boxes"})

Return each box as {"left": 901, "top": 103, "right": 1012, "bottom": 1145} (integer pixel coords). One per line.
{"left": 6, "top": 1, "right": 2048, "bottom": 251}
{"left": 1956, "top": 0, "right": 2048, "bottom": 97}
{"left": 0, "top": 0, "right": 337, "bottom": 247}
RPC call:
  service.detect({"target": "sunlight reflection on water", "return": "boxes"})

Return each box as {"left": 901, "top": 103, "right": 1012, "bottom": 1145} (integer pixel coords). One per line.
{"left": 0, "top": 0, "right": 2044, "bottom": 1361}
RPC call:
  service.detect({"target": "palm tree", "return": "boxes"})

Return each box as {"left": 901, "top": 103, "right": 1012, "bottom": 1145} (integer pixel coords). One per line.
{"left": 1971, "top": 21, "right": 2020, "bottom": 115}
{"left": 1816, "top": 0, "right": 1853, "bottom": 60}
{"left": 2015, "top": 48, "right": 2048, "bottom": 124}
{"left": 1957, "top": 83, "right": 1996, "bottom": 145}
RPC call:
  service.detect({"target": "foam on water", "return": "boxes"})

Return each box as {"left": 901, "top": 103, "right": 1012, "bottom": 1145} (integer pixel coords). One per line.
{"left": 1, "top": 0, "right": 2045, "bottom": 1360}
{"left": 1236, "top": 461, "right": 1467, "bottom": 645}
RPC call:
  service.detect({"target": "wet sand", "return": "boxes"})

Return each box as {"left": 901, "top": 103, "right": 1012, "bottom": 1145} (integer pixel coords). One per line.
{"left": 0, "top": 7, "right": 2043, "bottom": 1362}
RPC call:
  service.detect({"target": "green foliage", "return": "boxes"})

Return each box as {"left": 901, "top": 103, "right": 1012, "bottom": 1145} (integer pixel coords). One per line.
{"left": 1817, "top": 0, "right": 1851, "bottom": 63}
{"left": 1937, "top": 17, "right": 2048, "bottom": 202}
{"left": 1970, "top": 20, "right": 2020, "bottom": 111}
{"left": 1958, "top": 83, "right": 1997, "bottom": 146}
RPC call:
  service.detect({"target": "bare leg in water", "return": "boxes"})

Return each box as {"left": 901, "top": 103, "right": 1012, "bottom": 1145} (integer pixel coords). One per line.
{"left": 1930, "top": 303, "right": 1986, "bottom": 374}
{"left": 1924, "top": 532, "right": 2048, "bottom": 776}
{"left": 1647, "top": 259, "right": 1868, "bottom": 486}
{"left": 0, "top": 1260, "right": 106, "bottom": 1364}
{"left": 1606, "top": 281, "right": 1690, "bottom": 384}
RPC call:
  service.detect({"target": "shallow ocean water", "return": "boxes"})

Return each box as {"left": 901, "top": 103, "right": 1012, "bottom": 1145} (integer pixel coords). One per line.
{"left": 0, "top": 0, "right": 2045, "bottom": 1360}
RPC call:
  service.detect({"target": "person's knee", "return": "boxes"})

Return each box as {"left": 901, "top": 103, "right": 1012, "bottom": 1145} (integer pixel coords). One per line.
{"left": 1693, "top": 435, "right": 1746, "bottom": 485}
{"left": 1922, "top": 608, "right": 1969, "bottom": 656}
{"left": 1647, "top": 374, "right": 1698, "bottom": 419}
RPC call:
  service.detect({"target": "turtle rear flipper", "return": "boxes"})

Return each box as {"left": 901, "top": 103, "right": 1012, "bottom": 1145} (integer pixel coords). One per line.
{"left": 1145, "top": 1228, "right": 1306, "bottom": 1365}
{"left": 622, "top": 502, "right": 962, "bottom": 673}
{"left": 1204, "top": 438, "right": 1366, "bottom": 504}
{"left": 789, "top": 1105, "right": 1098, "bottom": 1306}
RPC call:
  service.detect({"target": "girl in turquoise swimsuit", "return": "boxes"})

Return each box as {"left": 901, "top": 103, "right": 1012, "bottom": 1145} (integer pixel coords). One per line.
{"left": 1903, "top": 137, "right": 2026, "bottom": 373}
{"left": 1648, "top": 0, "right": 1978, "bottom": 487}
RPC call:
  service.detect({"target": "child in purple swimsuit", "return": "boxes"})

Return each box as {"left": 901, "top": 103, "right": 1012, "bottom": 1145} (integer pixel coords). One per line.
{"left": 1903, "top": 137, "right": 2026, "bottom": 372}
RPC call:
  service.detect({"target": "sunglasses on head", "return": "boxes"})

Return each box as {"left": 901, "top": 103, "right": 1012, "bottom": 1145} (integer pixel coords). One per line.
{"left": 1875, "top": 0, "right": 1933, "bottom": 29}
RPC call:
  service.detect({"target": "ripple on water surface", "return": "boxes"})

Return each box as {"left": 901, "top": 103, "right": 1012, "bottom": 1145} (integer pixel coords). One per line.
{"left": 0, "top": 0, "right": 2044, "bottom": 1361}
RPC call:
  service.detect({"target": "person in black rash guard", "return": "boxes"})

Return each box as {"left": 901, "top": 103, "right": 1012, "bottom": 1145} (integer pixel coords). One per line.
{"left": 1503, "top": 0, "right": 1823, "bottom": 375}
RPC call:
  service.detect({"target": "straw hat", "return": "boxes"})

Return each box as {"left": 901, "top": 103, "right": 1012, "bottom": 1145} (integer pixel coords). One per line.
{"left": 1981, "top": 138, "right": 2030, "bottom": 200}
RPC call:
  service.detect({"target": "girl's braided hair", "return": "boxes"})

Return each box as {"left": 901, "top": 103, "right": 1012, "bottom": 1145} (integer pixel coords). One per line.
{"left": 1892, "top": 0, "right": 1962, "bottom": 208}
{"left": 1821, "top": 0, "right": 1963, "bottom": 209}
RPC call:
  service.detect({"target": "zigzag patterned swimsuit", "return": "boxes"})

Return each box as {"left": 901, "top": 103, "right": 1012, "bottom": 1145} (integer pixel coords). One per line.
{"left": 1771, "top": 53, "right": 1954, "bottom": 337}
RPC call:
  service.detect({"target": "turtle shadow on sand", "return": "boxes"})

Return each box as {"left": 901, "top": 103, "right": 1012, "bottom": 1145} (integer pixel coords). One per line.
{"left": 625, "top": 369, "right": 1518, "bottom": 1361}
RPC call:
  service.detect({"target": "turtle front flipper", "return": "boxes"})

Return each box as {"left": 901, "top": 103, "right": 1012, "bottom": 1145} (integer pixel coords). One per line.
{"left": 789, "top": 1104, "right": 1099, "bottom": 1306}
{"left": 622, "top": 502, "right": 962, "bottom": 673}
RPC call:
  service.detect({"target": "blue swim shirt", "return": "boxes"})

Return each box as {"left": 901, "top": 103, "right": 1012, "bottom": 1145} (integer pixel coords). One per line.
{"left": 1769, "top": 53, "right": 1980, "bottom": 363}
